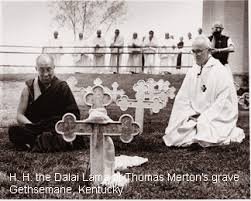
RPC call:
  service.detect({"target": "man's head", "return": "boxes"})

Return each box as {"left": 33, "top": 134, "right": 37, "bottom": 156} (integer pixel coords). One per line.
{"left": 53, "top": 31, "right": 58, "bottom": 39}
{"left": 35, "top": 54, "right": 55, "bottom": 85}
{"left": 192, "top": 36, "right": 211, "bottom": 66}
{"left": 165, "top": 33, "right": 170, "bottom": 39}
{"left": 79, "top": 33, "right": 83, "bottom": 40}
{"left": 179, "top": 36, "right": 183, "bottom": 42}
{"left": 97, "top": 30, "right": 102, "bottom": 37}
{"left": 133, "top": 32, "right": 138, "bottom": 39}
{"left": 198, "top": 28, "right": 203, "bottom": 35}
{"left": 149, "top": 30, "right": 154, "bottom": 39}
{"left": 212, "top": 21, "right": 223, "bottom": 37}
{"left": 188, "top": 32, "right": 192, "bottom": 39}
{"left": 115, "top": 29, "right": 120, "bottom": 37}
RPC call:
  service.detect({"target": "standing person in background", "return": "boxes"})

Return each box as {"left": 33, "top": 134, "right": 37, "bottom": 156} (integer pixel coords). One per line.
{"left": 159, "top": 32, "right": 176, "bottom": 74}
{"left": 93, "top": 30, "right": 106, "bottom": 73}
{"left": 44, "top": 31, "right": 63, "bottom": 66}
{"left": 176, "top": 36, "right": 184, "bottom": 73}
{"left": 127, "top": 32, "right": 142, "bottom": 74}
{"left": 143, "top": 30, "right": 158, "bottom": 74}
{"left": 208, "top": 21, "right": 235, "bottom": 73}
{"left": 168, "top": 35, "right": 178, "bottom": 73}
{"left": 141, "top": 36, "right": 146, "bottom": 72}
{"left": 73, "top": 33, "right": 92, "bottom": 72}
{"left": 109, "top": 29, "right": 124, "bottom": 74}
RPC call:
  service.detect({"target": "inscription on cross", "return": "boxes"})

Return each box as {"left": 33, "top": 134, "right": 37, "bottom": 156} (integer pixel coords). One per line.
{"left": 55, "top": 83, "right": 140, "bottom": 185}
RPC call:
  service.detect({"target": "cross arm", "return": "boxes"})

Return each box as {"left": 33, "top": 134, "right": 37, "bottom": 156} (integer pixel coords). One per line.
{"left": 55, "top": 113, "right": 93, "bottom": 142}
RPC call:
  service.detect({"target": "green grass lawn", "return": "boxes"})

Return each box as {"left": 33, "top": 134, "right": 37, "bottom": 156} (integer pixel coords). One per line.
{"left": 0, "top": 73, "right": 249, "bottom": 199}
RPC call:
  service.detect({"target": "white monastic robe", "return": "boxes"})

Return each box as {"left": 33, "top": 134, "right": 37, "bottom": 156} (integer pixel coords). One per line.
{"left": 182, "top": 39, "right": 193, "bottom": 74}
{"left": 109, "top": 35, "right": 124, "bottom": 73}
{"left": 44, "top": 38, "right": 63, "bottom": 66}
{"left": 163, "top": 56, "right": 245, "bottom": 147}
{"left": 127, "top": 38, "right": 142, "bottom": 73}
{"left": 143, "top": 36, "right": 158, "bottom": 74}
{"left": 73, "top": 39, "right": 92, "bottom": 72}
{"left": 159, "top": 38, "right": 177, "bottom": 74}
{"left": 93, "top": 36, "right": 106, "bottom": 73}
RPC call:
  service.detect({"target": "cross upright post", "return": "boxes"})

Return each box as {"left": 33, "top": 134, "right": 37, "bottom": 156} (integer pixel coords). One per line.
{"left": 55, "top": 83, "right": 140, "bottom": 185}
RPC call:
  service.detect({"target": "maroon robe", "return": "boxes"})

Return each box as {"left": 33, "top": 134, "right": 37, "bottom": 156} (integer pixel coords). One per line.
{"left": 9, "top": 76, "right": 85, "bottom": 152}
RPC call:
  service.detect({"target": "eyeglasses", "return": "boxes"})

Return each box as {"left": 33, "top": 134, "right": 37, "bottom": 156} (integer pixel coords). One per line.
{"left": 191, "top": 48, "right": 208, "bottom": 54}
{"left": 37, "top": 67, "right": 54, "bottom": 74}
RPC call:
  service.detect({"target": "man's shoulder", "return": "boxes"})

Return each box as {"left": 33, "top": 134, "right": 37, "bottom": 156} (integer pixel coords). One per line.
{"left": 25, "top": 78, "right": 35, "bottom": 88}
{"left": 53, "top": 77, "right": 68, "bottom": 88}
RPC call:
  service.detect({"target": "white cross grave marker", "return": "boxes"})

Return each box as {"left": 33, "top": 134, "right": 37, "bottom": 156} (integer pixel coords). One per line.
{"left": 55, "top": 83, "right": 140, "bottom": 185}
{"left": 116, "top": 79, "right": 164, "bottom": 131}
{"left": 144, "top": 78, "right": 176, "bottom": 106}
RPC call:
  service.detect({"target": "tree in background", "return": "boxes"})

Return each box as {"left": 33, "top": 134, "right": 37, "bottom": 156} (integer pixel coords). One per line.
{"left": 49, "top": 0, "right": 127, "bottom": 40}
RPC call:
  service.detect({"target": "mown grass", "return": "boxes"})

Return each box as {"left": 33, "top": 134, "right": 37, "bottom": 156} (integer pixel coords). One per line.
{"left": 0, "top": 73, "right": 249, "bottom": 199}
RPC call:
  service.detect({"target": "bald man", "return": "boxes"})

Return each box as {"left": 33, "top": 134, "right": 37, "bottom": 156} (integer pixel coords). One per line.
{"left": 209, "top": 21, "right": 234, "bottom": 67}
{"left": 8, "top": 54, "right": 83, "bottom": 152}
{"left": 127, "top": 32, "right": 142, "bottom": 74}
{"left": 163, "top": 36, "right": 244, "bottom": 147}
{"left": 143, "top": 30, "right": 158, "bottom": 74}
{"left": 93, "top": 30, "right": 106, "bottom": 73}
{"left": 73, "top": 33, "right": 92, "bottom": 72}
{"left": 109, "top": 29, "right": 124, "bottom": 73}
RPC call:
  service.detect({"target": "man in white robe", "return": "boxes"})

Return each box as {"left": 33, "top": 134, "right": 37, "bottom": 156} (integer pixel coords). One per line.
{"left": 143, "top": 30, "right": 158, "bottom": 74}
{"left": 127, "top": 32, "right": 142, "bottom": 74}
{"left": 93, "top": 30, "right": 107, "bottom": 73}
{"left": 44, "top": 31, "right": 63, "bottom": 66}
{"left": 169, "top": 35, "right": 178, "bottom": 74}
{"left": 163, "top": 36, "right": 245, "bottom": 147}
{"left": 109, "top": 29, "right": 124, "bottom": 73}
{"left": 159, "top": 33, "right": 177, "bottom": 74}
{"left": 73, "top": 33, "right": 92, "bottom": 72}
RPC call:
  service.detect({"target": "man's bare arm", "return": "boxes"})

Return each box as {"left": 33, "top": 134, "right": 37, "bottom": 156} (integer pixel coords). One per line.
{"left": 17, "top": 87, "right": 32, "bottom": 125}
{"left": 211, "top": 44, "right": 235, "bottom": 54}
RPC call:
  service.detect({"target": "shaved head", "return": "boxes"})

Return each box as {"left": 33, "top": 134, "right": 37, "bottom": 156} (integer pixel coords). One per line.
{"left": 36, "top": 54, "right": 55, "bottom": 85}
{"left": 212, "top": 21, "right": 223, "bottom": 29}
{"left": 212, "top": 21, "right": 224, "bottom": 38}
{"left": 36, "top": 54, "right": 55, "bottom": 67}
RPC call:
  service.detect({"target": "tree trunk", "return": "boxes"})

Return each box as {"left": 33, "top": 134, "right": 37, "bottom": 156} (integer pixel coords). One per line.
{"left": 81, "top": 2, "right": 87, "bottom": 34}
